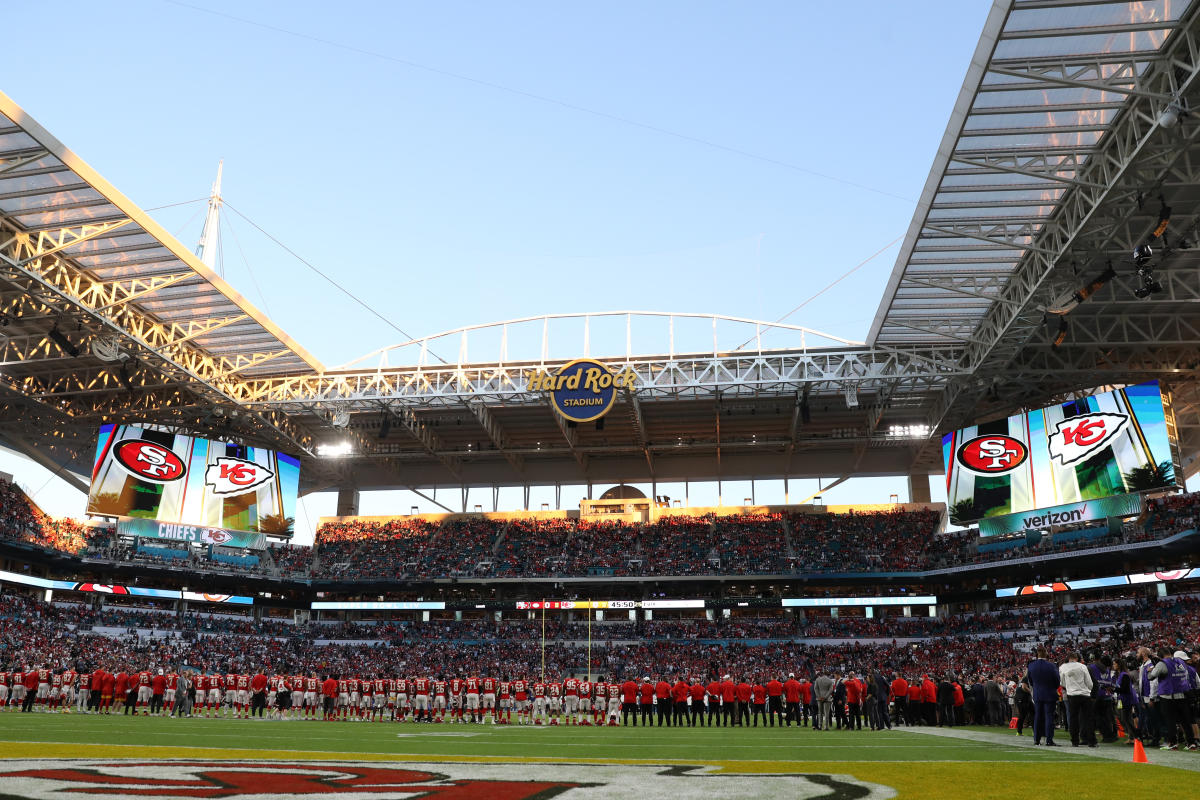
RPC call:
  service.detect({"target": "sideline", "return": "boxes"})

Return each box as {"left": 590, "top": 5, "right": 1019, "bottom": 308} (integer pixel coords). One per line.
{"left": 892, "top": 725, "right": 1200, "bottom": 773}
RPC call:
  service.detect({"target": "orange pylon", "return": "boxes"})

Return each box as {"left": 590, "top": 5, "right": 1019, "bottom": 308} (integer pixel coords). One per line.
{"left": 1133, "top": 739, "right": 1149, "bottom": 763}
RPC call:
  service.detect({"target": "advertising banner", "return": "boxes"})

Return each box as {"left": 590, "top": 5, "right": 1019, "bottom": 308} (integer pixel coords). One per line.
{"left": 87, "top": 424, "right": 299, "bottom": 535}
{"left": 117, "top": 518, "right": 266, "bottom": 551}
{"left": 943, "top": 381, "right": 1177, "bottom": 525}
{"left": 977, "top": 492, "right": 1142, "bottom": 537}
{"left": 996, "top": 567, "right": 1200, "bottom": 597}
{"left": 0, "top": 569, "right": 251, "bottom": 604}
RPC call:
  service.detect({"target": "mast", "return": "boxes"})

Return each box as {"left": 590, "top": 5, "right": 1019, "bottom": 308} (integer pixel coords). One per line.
{"left": 195, "top": 160, "right": 223, "bottom": 275}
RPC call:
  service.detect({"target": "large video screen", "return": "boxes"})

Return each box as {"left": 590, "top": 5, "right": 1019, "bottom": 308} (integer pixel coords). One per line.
{"left": 943, "top": 381, "right": 1177, "bottom": 525}
{"left": 87, "top": 424, "right": 299, "bottom": 534}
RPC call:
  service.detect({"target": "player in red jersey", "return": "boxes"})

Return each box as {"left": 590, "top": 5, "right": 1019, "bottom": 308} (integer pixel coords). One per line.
{"left": 512, "top": 676, "right": 528, "bottom": 725}
{"left": 606, "top": 679, "right": 621, "bottom": 726}
{"left": 562, "top": 676, "right": 578, "bottom": 725}
{"left": 394, "top": 676, "right": 409, "bottom": 722}
{"left": 480, "top": 675, "right": 496, "bottom": 724}
{"left": 370, "top": 676, "right": 387, "bottom": 721}
{"left": 432, "top": 677, "right": 448, "bottom": 723}
{"left": 464, "top": 674, "right": 481, "bottom": 724}
{"left": 531, "top": 678, "right": 547, "bottom": 725}
{"left": 497, "top": 676, "right": 513, "bottom": 724}
{"left": 412, "top": 675, "right": 431, "bottom": 722}
{"left": 164, "top": 672, "right": 178, "bottom": 716}
{"left": 546, "top": 679, "right": 562, "bottom": 725}
{"left": 592, "top": 678, "right": 607, "bottom": 725}
{"left": 48, "top": 670, "right": 62, "bottom": 711}
{"left": 577, "top": 677, "right": 592, "bottom": 726}
{"left": 448, "top": 676, "right": 464, "bottom": 723}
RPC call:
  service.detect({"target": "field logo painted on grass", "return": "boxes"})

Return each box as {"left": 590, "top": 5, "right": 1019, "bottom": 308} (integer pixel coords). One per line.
{"left": 0, "top": 759, "right": 897, "bottom": 799}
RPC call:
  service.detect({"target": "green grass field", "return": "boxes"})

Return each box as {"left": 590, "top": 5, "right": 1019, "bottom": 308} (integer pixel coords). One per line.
{"left": 0, "top": 713, "right": 1193, "bottom": 799}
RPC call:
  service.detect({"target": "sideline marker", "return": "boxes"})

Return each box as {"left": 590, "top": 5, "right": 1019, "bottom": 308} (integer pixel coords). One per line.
{"left": 1133, "top": 739, "right": 1149, "bottom": 763}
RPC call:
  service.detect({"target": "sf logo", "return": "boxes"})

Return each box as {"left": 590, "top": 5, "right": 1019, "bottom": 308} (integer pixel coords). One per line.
{"left": 113, "top": 439, "right": 187, "bottom": 483}
{"left": 956, "top": 434, "right": 1029, "bottom": 475}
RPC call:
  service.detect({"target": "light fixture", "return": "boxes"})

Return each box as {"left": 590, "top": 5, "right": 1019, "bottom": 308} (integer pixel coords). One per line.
{"left": 117, "top": 361, "right": 135, "bottom": 393}
{"left": 47, "top": 325, "right": 79, "bottom": 357}
{"left": 330, "top": 404, "right": 350, "bottom": 428}
{"left": 318, "top": 441, "right": 352, "bottom": 457}
{"left": 91, "top": 336, "right": 126, "bottom": 363}
{"left": 1159, "top": 98, "right": 1188, "bottom": 128}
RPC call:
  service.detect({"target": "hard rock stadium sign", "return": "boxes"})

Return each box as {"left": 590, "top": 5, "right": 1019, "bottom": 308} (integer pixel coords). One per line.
{"left": 527, "top": 358, "right": 639, "bottom": 424}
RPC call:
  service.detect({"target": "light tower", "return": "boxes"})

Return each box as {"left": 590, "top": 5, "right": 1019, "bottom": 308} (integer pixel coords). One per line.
{"left": 194, "top": 160, "right": 223, "bottom": 274}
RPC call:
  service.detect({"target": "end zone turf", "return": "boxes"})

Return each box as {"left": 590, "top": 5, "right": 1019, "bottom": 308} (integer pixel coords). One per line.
{"left": 0, "top": 715, "right": 1193, "bottom": 799}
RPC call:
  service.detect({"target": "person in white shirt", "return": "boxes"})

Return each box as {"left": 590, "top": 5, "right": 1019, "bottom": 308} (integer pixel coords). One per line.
{"left": 1059, "top": 652, "right": 1095, "bottom": 747}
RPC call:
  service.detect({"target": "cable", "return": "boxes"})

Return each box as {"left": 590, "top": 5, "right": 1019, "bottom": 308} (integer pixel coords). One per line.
{"left": 162, "top": 0, "right": 914, "bottom": 204}
{"left": 734, "top": 234, "right": 903, "bottom": 350}
{"left": 144, "top": 197, "right": 208, "bottom": 211}
{"left": 221, "top": 212, "right": 273, "bottom": 316}
{"left": 223, "top": 202, "right": 446, "bottom": 362}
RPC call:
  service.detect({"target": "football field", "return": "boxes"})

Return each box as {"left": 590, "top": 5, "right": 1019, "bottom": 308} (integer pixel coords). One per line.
{"left": 0, "top": 715, "right": 1195, "bottom": 799}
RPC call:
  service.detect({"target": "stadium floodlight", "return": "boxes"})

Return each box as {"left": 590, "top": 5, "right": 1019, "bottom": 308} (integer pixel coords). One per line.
{"left": 1160, "top": 98, "right": 1188, "bottom": 128}
{"left": 318, "top": 441, "right": 353, "bottom": 457}
{"left": 47, "top": 325, "right": 79, "bottom": 357}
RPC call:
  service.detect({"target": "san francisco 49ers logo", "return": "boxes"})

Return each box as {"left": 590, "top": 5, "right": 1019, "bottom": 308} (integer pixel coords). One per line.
{"left": 1047, "top": 411, "right": 1129, "bottom": 466}
{"left": 113, "top": 439, "right": 187, "bottom": 483}
{"left": 203, "top": 456, "right": 274, "bottom": 497}
{"left": 956, "top": 434, "right": 1028, "bottom": 475}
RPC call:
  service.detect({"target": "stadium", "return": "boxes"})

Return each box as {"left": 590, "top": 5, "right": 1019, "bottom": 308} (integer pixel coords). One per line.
{"left": 3, "top": 0, "right": 1200, "bottom": 798}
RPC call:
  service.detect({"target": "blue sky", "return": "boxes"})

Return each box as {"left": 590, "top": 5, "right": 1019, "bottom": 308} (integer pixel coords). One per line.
{"left": 1, "top": 0, "right": 1009, "bottom": 541}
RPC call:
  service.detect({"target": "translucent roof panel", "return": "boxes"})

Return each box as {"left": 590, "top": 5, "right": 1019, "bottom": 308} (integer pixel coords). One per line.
{"left": 869, "top": 0, "right": 1199, "bottom": 347}
{"left": 0, "top": 94, "right": 323, "bottom": 378}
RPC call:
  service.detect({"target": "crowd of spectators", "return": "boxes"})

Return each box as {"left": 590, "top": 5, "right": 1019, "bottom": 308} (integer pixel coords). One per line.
{"left": 8, "top": 586, "right": 1196, "bottom": 697}
{"left": 0, "top": 479, "right": 101, "bottom": 555}
{"left": 8, "top": 472, "right": 1200, "bottom": 582}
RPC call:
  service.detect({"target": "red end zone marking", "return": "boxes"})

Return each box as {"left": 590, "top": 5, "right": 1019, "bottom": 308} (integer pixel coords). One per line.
{"left": 0, "top": 763, "right": 584, "bottom": 799}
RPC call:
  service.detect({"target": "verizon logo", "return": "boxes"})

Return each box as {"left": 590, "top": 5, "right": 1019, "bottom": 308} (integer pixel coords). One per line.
{"left": 1019, "top": 506, "right": 1086, "bottom": 528}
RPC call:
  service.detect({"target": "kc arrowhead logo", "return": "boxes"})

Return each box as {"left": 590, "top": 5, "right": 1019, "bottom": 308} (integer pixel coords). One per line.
{"left": 204, "top": 456, "right": 275, "bottom": 497}
{"left": 1047, "top": 411, "right": 1129, "bottom": 466}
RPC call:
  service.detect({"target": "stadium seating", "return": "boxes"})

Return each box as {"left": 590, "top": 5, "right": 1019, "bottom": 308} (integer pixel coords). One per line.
{"left": 6, "top": 587, "right": 1197, "bottom": 691}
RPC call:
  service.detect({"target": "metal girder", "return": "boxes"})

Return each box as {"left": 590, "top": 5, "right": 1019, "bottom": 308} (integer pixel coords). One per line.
{"left": 237, "top": 348, "right": 966, "bottom": 410}
{"left": 948, "top": 153, "right": 1101, "bottom": 187}
{"left": 382, "top": 401, "right": 461, "bottom": 478}
{"left": 0, "top": 218, "right": 317, "bottom": 456}
{"left": 0, "top": 149, "right": 50, "bottom": 175}
{"left": 466, "top": 399, "right": 523, "bottom": 473}
{"left": 550, "top": 400, "right": 588, "bottom": 472}
{"left": 625, "top": 388, "right": 653, "bottom": 476}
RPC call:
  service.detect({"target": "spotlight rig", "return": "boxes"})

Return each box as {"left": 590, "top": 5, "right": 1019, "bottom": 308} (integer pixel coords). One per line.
{"left": 1132, "top": 243, "right": 1162, "bottom": 299}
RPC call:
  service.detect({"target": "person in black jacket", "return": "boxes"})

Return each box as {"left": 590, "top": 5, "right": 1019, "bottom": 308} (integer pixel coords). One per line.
{"left": 937, "top": 676, "right": 956, "bottom": 727}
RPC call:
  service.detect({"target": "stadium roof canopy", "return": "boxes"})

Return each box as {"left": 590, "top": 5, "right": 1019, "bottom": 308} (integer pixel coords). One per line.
{"left": 5, "top": 0, "right": 1200, "bottom": 507}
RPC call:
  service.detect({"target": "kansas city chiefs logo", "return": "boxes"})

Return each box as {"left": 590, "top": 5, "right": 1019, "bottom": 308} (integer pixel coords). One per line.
{"left": 956, "top": 434, "right": 1028, "bottom": 475}
{"left": 204, "top": 456, "right": 274, "bottom": 496}
{"left": 113, "top": 439, "right": 187, "bottom": 483}
{"left": 1047, "top": 412, "right": 1129, "bottom": 466}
